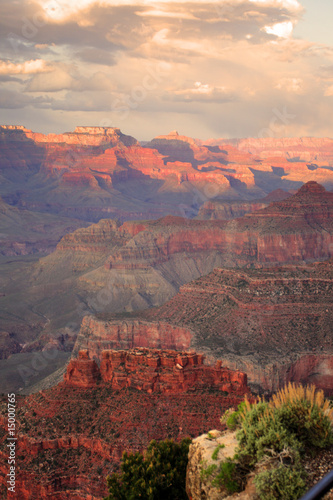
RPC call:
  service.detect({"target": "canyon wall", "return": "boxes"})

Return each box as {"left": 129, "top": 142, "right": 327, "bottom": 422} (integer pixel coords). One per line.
{"left": 63, "top": 349, "right": 248, "bottom": 395}
{"left": 78, "top": 258, "right": 333, "bottom": 394}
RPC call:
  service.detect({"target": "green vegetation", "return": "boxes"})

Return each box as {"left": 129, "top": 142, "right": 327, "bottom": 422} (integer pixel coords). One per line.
{"left": 104, "top": 438, "right": 191, "bottom": 500}
{"left": 211, "top": 444, "right": 225, "bottom": 460}
{"left": 215, "top": 383, "right": 333, "bottom": 498}
{"left": 212, "top": 458, "right": 240, "bottom": 493}
{"left": 200, "top": 462, "right": 217, "bottom": 479}
{"left": 254, "top": 464, "right": 307, "bottom": 500}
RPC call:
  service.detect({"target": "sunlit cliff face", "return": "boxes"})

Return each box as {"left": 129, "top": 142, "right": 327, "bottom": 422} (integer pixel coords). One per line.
{"left": 0, "top": 0, "right": 332, "bottom": 139}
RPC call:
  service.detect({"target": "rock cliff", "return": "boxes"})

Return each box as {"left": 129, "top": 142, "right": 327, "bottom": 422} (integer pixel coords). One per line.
{"left": 81, "top": 258, "right": 333, "bottom": 394}
{"left": 197, "top": 189, "right": 292, "bottom": 220}
{"left": 1, "top": 126, "right": 333, "bottom": 226}
{"left": 0, "top": 350, "right": 249, "bottom": 499}
{"left": 4, "top": 182, "right": 332, "bottom": 378}
{"left": 64, "top": 349, "right": 248, "bottom": 395}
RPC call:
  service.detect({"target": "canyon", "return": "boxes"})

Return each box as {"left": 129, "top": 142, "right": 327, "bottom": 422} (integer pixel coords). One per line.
{"left": 0, "top": 125, "right": 333, "bottom": 498}
{"left": 1, "top": 126, "right": 333, "bottom": 231}
{"left": 1, "top": 181, "right": 332, "bottom": 390}
{"left": 78, "top": 258, "right": 333, "bottom": 395}
{"left": 0, "top": 349, "right": 248, "bottom": 499}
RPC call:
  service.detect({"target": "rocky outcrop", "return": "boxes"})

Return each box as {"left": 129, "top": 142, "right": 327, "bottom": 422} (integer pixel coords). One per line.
{"left": 197, "top": 200, "right": 268, "bottom": 220}
{"left": 74, "top": 318, "right": 194, "bottom": 358}
{"left": 63, "top": 349, "right": 100, "bottom": 387}
{"left": 75, "top": 257, "right": 333, "bottom": 395}
{"left": 186, "top": 430, "right": 239, "bottom": 500}
{"left": 63, "top": 348, "right": 249, "bottom": 395}
{"left": 103, "top": 183, "right": 333, "bottom": 271}
{"left": 197, "top": 189, "right": 292, "bottom": 221}
{"left": 0, "top": 363, "right": 249, "bottom": 498}
{"left": 137, "top": 260, "right": 333, "bottom": 394}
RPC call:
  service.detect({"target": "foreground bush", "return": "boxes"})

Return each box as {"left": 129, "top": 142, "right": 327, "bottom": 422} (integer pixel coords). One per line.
{"left": 254, "top": 464, "right": 307, "bottom": 500}
{"left": 104, "top": 438, "right": 191, "bottom": 500}
{"left": 219, "top": 383, "right": 333, "bottom": 499}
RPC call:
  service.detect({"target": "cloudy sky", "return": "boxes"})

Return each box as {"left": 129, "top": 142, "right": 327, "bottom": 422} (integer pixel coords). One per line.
{"left": 0, "top": 0, "right": 332, "bottom": 140}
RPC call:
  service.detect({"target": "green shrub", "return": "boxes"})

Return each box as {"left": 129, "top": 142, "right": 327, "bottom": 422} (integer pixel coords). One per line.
{"left": 222, "top": 401, "right": 247, "bottom": 431}
{"left": 254, "top": 464, "right": 306, "bottom": 500}
{"left": 236, "top": 384, "right": 333, "bottom": 466}
{"left": 233, "top": 384, "right": 333, "bottom": 498}
{"left": 104, "top": 438, "right": 191, "bottom": 500}
{"left": 236, "top": 402, "right": 301, "bottom": 465}
{"left": 212, "top": 458, "right": 240, "bottom": 493}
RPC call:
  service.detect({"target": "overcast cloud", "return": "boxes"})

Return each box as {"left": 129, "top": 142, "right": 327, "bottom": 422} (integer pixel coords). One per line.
{"left": 0, "top": 0, "right": 332, "bottom": 139}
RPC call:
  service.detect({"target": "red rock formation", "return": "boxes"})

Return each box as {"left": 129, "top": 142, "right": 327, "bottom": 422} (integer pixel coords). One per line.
{"left": 0, "top": 351, "right": 249, "bottom": 498}
{"left": 197, "top": 189, "right": 292, "bottom": 220}
{"left": 64, "top": 348, "right": 248, "bottom": 395}
{"left": 1, "top": 126, "right": 333, "bottom": 226}
{"left": 102, "top": 182, "right": 333, "bottom": 270}
{"left": 64, "top": 259, "right": 330, "bottom": 394}
{"left": 75, "top": 317, "right": 194, "bottom": 359}
{"left": 140, "top": 261, "right": 333, "bottom": 394}
{"left": 63, "top": 349, "right": 100, "bottom": 387}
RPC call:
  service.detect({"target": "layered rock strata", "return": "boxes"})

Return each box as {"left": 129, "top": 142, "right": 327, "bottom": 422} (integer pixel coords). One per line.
{"left": 63, "top": 349, "right": 248, "bottom": 395}
{"left": 0, "top": 348, "right": 249, "bottom": 499}
{"left": 80, "top": 258, "right": 333, "bottom": 394}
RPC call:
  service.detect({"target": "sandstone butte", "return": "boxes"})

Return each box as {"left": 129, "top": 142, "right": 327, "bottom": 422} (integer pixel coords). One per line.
{"left": 1, "top": 126, "right": 333, "bottom": 224}
{"left": 77, "top": 257, "right": 333, "bottom": 395}
{"left": 0, "top": 349, "right": 249, "bottom": 499}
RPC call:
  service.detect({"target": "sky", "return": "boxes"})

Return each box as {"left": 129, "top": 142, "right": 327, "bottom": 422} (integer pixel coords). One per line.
{"left": 0, "top": 0, "right": 332, "bottom": 140}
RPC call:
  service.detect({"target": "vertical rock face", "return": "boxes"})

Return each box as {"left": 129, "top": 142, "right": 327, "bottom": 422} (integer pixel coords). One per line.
{"left": 74, "top": 317, "right": 194, "bottom": 359}
{"left": 63, "top": 349, "right": 100, "bottom": 387}
{"left": 186, "top": 430, "right": 240, "bottom": 500}
{"left": 63, "top": 348, "right": 249, "bottom": 395}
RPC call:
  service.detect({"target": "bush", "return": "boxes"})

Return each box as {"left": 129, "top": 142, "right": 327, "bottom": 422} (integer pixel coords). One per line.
{"left": 221, "top": 401, "right": 246, "bottom": 431}
{"left": 234, "top": 384, "right": 333, "bottom": 498}
{"left": 104, "top": 438, "right": 191, "bottom": 500}
{"left": 236, "top": 384, "right": 333, "bottom": 466}
{"left": 212, "top": 458, "right": 240, "bottom": 494}
{"left": 254, "top": 464, "right": 306, "bottom": 500}
{"left": 236, "top": 401, "right": 301, "bottom": 465}
{"left": 269, "top": 384, "right": 333, "bottom": 450}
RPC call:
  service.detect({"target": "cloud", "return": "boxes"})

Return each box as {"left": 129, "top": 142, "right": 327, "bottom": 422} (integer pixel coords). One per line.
{"left": 25, "top": 67, "right": 114, "bottom": 92}
{"left": 264, "top": 21, "right": 293, "bottom": 38}
{"left": 0, "top": 59, "right": 52, "bottom": 75}
{"left": 0, "top": 88, "right": 49, "bottom": 108}
{"left": 324, "top": 85, "right": 333, "bottom": 97}
{"left": 0, "top": 0, "right": 332, "bottom": 139}
{"left": 75, "top": 48, "right": 116, "bottom": 66}
{"left": 166, "top": 82, "right": 236, "bottom": 103}
{"left": 25, "top": 67, "right": 74, "bottom": 91}
{"left": 275, "top": 77, "right": 305, "bottom": 94}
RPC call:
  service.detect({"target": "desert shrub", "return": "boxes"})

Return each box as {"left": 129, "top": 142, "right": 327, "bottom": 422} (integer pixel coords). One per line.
{"left": 104, "top": 438, "right": 191, "bottom": 500}
{"left": 236, "top": 401, "right": 301, "bottom": 465}
{"left": 221, "top": 401, "right": 247, "bottom": 430}
{"left": 269, "top": 384, "right": 333, "bottom": 450}
{"left": 212, "top": 458, "right": 240, "bottom": 494}
{"left": 232, "top": 384, "right": 333, "bottom": 498}
{"left": 254, "top": 464, "right": 306, "bottom": 500}
{"left": 236, "top": 384, "right": 333, "bottom": 466}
